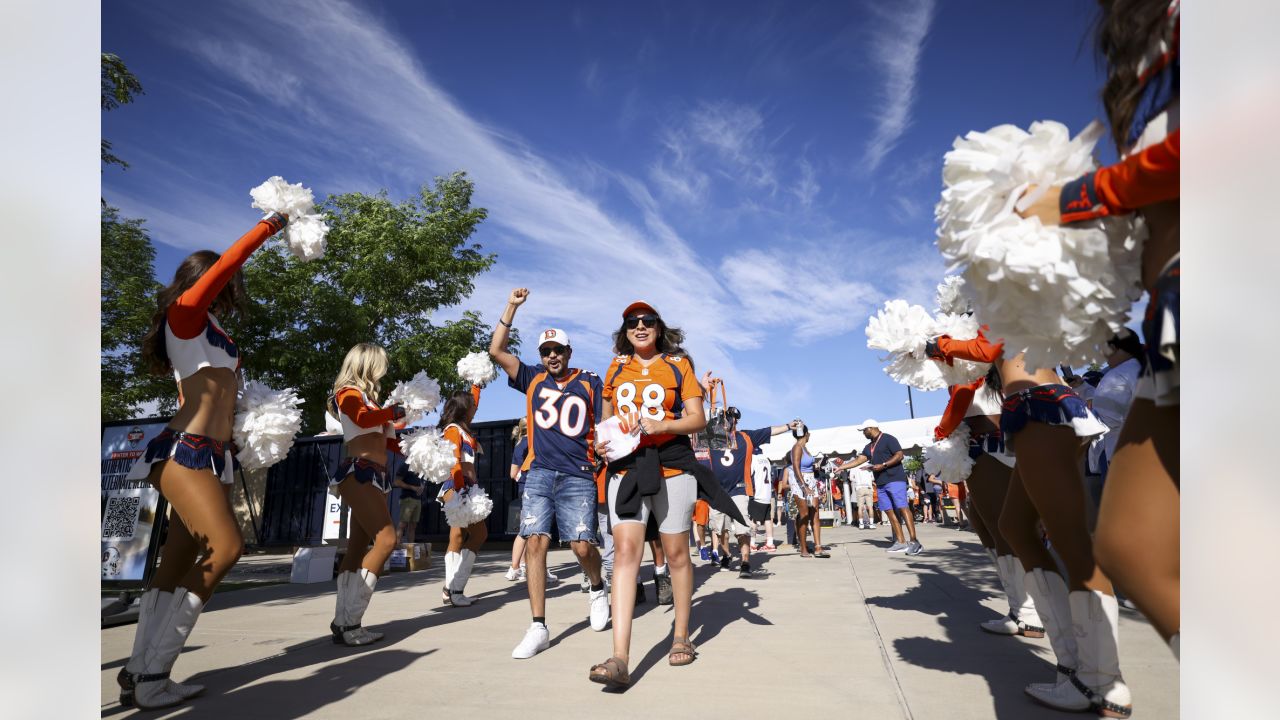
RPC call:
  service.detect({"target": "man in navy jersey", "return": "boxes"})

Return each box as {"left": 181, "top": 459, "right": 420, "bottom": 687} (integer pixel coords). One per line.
{"left": 698, "top": 395, "right": 801, "bottom": 578}
{"left": 490, "top": 288, "right": 609, "bottom": 660}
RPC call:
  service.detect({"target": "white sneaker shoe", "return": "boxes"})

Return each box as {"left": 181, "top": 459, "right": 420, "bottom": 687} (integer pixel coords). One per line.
{"left": 504, "top": 567, "right": 521, "bottom": 581}
{"left": 589, "top": 587, "right": 610, "bottom": 631}
{"left": 511, "top": 622, "right": 550, "bottom": 659}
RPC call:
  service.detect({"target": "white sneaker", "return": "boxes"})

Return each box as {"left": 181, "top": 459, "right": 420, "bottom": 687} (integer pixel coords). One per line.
{"left": 589, "top": 587, "right": 610, "bottom": 631}
{"left": 886, "top": 541, "right": 910, "bottom": 553}
{"left": 504, "top": 567, "right": 521, "bottom": 582}
{"left": 868, "top": 522, "right": 877, "bottom": 528}
{"left": 511, "top": 622, "right": 550, "bottom": 659}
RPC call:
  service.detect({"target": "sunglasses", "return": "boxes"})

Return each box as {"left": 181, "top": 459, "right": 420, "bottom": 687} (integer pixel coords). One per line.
{"left": 539, "top": 344, "right": 568, "bottom": 357}
{"left": 624, "top": 314, "right": 660, "bottom": 330}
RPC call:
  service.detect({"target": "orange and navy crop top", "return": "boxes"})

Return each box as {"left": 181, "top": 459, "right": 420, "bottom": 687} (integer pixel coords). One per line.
{"left": 333, "top": 386, "right": 402, "bottom": 454}
{"left": 166, "top": 214, "right": 286, "bottom": 381}
{"left": 442, "top": 385, "right": 482, "bottom": 490}
{"left": 1060, "top": 0, "right": 1179, "bottom": 224}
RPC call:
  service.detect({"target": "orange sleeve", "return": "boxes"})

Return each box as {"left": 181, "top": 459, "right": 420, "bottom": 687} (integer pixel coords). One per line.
{"left": 469, "top": 384, "right": 481, "bottom": 411}
{"left": 676, "top": 359, "right": 702, "bottom": 402}
{"left": 1061, "top": 130, "right": 1179, "bottom": 224}
{"left": 600, "top": 359, "right": 622, "bottom": 401}
{"left": 337, "top": 388, "right": 397, "bottom": 428}
{"left": 935, "top": 379, "right": 981, "bottom": 440}
{"left": 167, "top": 215, "right": 286, "bottom": 338}
{"left": 936, "top": 329, "right": 1003, "bottom": 364}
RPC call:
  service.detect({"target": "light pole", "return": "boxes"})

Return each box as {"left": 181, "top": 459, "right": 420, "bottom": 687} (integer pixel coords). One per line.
{"left": 906, "top": 386, "right": 915, "bottom": 419}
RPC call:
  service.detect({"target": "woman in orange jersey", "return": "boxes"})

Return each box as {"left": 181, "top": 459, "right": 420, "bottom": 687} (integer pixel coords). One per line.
{"left": 120, "top": 212, "right": 288, "bottom": 709}
{"left": 1016, "top": 0, "right": 1180, "bottom": 667}
{"left": 589, "top": 301, "right": 742, "bottom": 687}
{"left": 327, "top": 343, "right": 407, "bottom": 645}
{"left": 437, "top": 385, "right": 488, "bottom": 607}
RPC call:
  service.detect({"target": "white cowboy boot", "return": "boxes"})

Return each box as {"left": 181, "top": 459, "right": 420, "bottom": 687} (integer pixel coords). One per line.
{"left": 132, "top": 588, "right": 204, "bottom": 709}
{"left": 443, "top": 551, "right": 464, "bottom": 605}
{"left": 119, "top": 590, "right": 206, "bottom": 706}
{"left": 449, "top": 549, "right": 476, "bottom": 607}
{"left": 341, "top": 569, "right": 384, "bottom": 645}
{"left": 1028, "top": 590, "right": 1132, "bottom": 717}
{"left": 1003, "top": 556, "right": 1045, "bottom": 637}
{"left": 980, "top": 553, "right": 1021, "bottom": 635}
{"left": 1022, "top": 569, "right": 1079, "bottom": 702}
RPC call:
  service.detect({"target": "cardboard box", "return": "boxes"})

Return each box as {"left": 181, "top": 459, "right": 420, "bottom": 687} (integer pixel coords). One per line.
{"left": 290, "top": 545, "right": 337, "bottom": 584}
{"left": 818, "top": 509, "right": 837, "bottom": 528}
{"left": 408, "top": 543, "right": 432, "bottom": 571}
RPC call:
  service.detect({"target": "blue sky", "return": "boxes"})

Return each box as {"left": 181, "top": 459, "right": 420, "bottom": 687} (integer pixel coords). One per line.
{"left": 102, "top": 0, "right": 1114, "bottom": 430}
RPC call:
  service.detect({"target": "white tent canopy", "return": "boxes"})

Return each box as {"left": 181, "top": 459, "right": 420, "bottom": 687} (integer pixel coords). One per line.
{"left": 757, "top": 414, "right": 942, "bottom": 463}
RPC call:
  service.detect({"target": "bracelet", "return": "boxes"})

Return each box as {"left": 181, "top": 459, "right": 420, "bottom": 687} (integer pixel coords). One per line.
{"left": 498, "top": 319, "right": 512, "bottom": 328}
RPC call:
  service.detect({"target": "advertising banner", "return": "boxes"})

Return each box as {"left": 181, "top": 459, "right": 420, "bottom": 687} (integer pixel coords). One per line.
{"left": 101, "top": 420, "right": 171, "bottom": 588}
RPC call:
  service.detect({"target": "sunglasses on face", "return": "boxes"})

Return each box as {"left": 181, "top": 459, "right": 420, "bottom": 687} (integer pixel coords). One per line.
{"left": 539, "top": 344, "right": 567, "bottom": 357}
{"left": 624, "top": 315, "right": 660, "bottom": 330}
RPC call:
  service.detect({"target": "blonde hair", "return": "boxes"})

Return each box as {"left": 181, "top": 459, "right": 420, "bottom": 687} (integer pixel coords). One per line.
{"left": 331, "top": 343, "right": 389, "bottom": 409}
{"left": 511, "top": 417, "right": 528, "bottom": 443}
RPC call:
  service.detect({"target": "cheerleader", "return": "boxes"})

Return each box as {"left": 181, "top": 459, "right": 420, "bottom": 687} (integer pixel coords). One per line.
{"left": 438, "top": 385, "right": 488, "bottom": 607}
{"left": 929, "top": 330, "right": 1128, "bottom": 717}
{"left": 1016, "top": 0, "right": 1180, "bottom": 661}
{"left": 120, "top": 212, "right": 288, "bottom": 709}
{"left": 934, "top": 371, "right": 1044, "bottom": 639}
{"left": 328, "top": 343, "right": 406, "bottom": 645}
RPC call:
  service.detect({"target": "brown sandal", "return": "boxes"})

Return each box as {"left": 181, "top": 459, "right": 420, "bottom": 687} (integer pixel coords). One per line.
{"left": 588, "top": 657, "right": 630, "bottom": 687}
{"left": 669, "top": 637, "right": 698, "bottom": 666}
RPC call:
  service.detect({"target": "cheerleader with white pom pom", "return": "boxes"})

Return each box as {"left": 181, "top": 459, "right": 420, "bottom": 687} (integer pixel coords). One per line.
{"left": 438, "top": 385, "right": 489, "bottom": 607}
{"left": 1016, "top": 0, "right": 1180, "bottom": 666}
{"left": 928, "top": 330, "right": 1128, "bottom": 717}
{"left": 327, "top": 343, "right": 408, "bottom": 646}
{"left": 120, "top": 211, "right": 289, "bottom": 709}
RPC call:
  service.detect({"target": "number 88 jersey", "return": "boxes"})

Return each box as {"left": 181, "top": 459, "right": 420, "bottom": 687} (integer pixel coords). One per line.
{"left": 602, "top": 353, "right": 703, "bottom": 455}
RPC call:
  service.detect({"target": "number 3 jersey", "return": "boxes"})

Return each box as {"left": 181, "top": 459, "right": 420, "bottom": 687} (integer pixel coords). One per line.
{"left": 509, "top": 361, "right": 604, "bottom": 479}
{"left": 602, "top": 353, "right": 703, "bottom": 477}
{"left": 701, "top": 428, "right": 773, "bottom": 497}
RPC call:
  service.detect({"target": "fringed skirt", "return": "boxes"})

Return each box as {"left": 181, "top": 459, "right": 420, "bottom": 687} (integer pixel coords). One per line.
{"left": 125, "top": 429, "right": 238, "bottom": 485}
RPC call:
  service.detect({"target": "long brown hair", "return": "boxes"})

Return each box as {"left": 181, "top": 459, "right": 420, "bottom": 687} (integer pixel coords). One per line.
{"left": 612, "top": 314, "right": 688, "bottom": 357}
{"left": 140, "top": 250, "right": 246, "bottom": 373}
{"left": 1095, "top": 0, "right": 1174, "bottom": 150}
{"left": 437, "top": 389, "right": 477, "bottom": 436}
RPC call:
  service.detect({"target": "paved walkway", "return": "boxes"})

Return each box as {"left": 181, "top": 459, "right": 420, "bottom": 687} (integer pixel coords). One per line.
{"left": 100, "top": 522, "right": 1178, "bottom": 719}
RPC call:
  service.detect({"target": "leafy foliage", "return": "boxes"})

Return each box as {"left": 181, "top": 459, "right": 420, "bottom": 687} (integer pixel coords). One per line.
{"left": 902, "top": 453, "right": 925, "bottom": 474}
{"left": 229, "top": 173, "right": 505, "bottom": 433}
{"left": 101, "top": 52, "right": 144, "bottom": 168}
{"left": 101, "top": 206, "right": 175, "bottom": 419}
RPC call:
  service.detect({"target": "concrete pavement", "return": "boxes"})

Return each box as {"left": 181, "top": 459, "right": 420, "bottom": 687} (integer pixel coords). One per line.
{"left": 100, "top": 522, "right": 1178, "bottom": 719}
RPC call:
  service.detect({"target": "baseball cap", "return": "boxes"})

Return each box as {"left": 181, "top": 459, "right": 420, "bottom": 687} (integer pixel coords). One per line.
{"left": 622, "top": 301, "right": 659, "bottom": 319}
{"left": 538, "top": 328, "right": 570, "bottom": 348}
{"left": 856, "top": 418, "right": 880, "bottom": 430}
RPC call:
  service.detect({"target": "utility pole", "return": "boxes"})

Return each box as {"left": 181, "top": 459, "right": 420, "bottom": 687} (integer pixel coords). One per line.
{"left": 906, "top": 386, "right": 915, "bottom": 419}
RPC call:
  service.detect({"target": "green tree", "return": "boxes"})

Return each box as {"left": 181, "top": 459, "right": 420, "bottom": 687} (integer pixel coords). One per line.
{"left": 230, "top": 172, "right": 506, "bottom": 433}
{"left": 101, "top": 206, "right": 175, "bottom": 419}
{"left": 101, "top": 52, "right": 144, "bottom": 168}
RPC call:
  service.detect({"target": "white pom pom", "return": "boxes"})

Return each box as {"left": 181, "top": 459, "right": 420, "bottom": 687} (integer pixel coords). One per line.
{"left": 249, "top": 176, "right": 329, "bottom": 262}
{"left": 924, "top": 424, "right": 975, "bottom": 484}
{"left": 456, "top": 351, "right": 497, "bottom": 386}
{"left": 935, "top": 120, "right": 1145, "bottom": 370}
{"left": 866, "top": 300, "right": 950, "bottom": 391}
{"left": 400, "top": 427, "right": 455, "bottom": 482}
{"left": 935, "top": 275, "right": 970, "bottom": 314}
{"left": 233, "top": 381, "right": 304, "bottom": 471}
{"left": 386, "top": 371, "right": 442, "bottom": 425}
{"left": 442, "top": 486, "right": 493, "bottom": 528}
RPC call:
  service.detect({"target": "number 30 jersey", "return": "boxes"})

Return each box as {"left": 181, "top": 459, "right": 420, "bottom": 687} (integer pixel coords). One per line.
{"left": 510, "top": 361, "right": 604, "bottom": 479}
{"left": 602, "top": 354, "right": 703, "bottom": 474}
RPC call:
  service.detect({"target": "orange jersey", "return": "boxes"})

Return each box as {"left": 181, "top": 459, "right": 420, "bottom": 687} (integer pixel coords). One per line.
{"left": 602, "top": 353, "right": 702, "bottom": 478}
{"left": 442, "top": 424, "right": 477, "bottom": 491}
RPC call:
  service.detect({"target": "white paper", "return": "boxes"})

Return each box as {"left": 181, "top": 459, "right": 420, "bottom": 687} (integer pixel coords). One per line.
{"left": 595, "top": 415, "right": 640, "bottom": 463}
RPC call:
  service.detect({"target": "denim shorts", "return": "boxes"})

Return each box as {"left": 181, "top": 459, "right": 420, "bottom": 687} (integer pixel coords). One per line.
{"left": 519, "top": 467, "right": 598, "bottom": 543}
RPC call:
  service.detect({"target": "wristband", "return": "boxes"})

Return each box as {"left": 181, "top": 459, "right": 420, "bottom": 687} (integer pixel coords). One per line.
{"left": 498, "top": 319, "right": 512, "bottom": 328}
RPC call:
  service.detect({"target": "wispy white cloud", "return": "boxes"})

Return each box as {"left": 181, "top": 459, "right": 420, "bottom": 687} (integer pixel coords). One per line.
{"left": 582, "top": 60, "right": 602, "bottom": 93}
{"left": 793, "top": 158, "right": 821, "bottom": 208}
{"left": 862, "top": 0, "right": 935, "bottom": 171}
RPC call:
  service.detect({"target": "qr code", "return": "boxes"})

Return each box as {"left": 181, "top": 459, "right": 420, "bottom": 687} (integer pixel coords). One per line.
{"left": 102, "top": 496, "right": 141, "bottom": 540}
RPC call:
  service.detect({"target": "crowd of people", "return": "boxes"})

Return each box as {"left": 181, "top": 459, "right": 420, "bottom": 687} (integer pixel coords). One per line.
{"left": 116, "top": 1, "right": 1176, "bottom": 715}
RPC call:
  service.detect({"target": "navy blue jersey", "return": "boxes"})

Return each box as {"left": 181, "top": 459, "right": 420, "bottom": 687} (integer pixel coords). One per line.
{"left": 511, "top": 438, "right": 528, "bottom": 481}
{"left": 509, "top": 361, "right": 603, "bottom": 479}
{"left": 700, "top": 428, "right": 773, "bottom": 496}
{"left": 862, "top": 432, "right": 906, "bottom": 487}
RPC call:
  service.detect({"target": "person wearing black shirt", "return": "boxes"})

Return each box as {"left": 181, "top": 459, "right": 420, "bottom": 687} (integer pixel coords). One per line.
{"left": 834, "top": 419, "right": 923, "bottom": 556}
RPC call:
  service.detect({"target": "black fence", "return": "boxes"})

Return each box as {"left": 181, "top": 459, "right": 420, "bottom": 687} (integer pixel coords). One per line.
{"left": 258, "top": 418, "right": 521, "bottom": 547}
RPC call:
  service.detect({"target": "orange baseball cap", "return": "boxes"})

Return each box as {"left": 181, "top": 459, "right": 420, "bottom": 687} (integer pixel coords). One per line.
{"left": 622, "top": 301, "right": 659, "bottom": 319}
